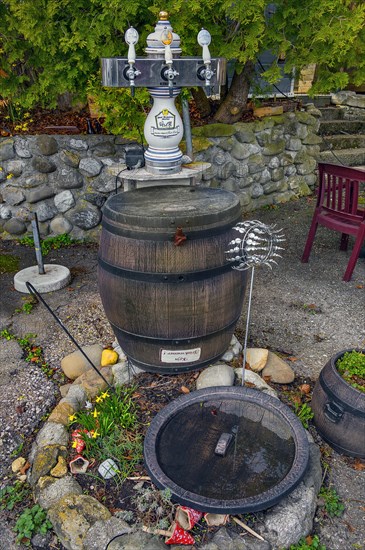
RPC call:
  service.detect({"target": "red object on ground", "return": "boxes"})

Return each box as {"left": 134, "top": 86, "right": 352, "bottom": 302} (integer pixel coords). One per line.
{"left": 176, "top": 506, "right": 203, "bottom": 530}
{"left": 165, "top": 523, "right": 195, "bottom": 545}
{"left": 71, "top": 429, "right": 86, "bottom": 453}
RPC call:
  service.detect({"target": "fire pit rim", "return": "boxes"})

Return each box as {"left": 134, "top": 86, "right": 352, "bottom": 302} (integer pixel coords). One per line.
{"left": 143, "top": 386, "right": 310, "bottom": 514}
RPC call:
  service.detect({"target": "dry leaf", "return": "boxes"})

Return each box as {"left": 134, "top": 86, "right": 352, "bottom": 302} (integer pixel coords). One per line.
{"left": 353, "top": 459, "right": 365, "bottom": 471}
{"left": 288, "top": 356, "right": 298, "bottom": 362}
{"left": 180, "top": 386, "right": 190, "bottom": 394}
{"left": 19, "top": 461, "right": 30, "bottom": 475}
{"left": 356, "top": 285, "right": 363, "bottom": 289}
{"left": 263, "top": 375, "right": 272, "bottom": 383}
{"left": 299, "top": 384, "right": 311, "bottom": 395}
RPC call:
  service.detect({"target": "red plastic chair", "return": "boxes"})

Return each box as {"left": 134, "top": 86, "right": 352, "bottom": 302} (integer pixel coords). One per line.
{"left": 301, "top": 162, "right": 365, "bottom": 281}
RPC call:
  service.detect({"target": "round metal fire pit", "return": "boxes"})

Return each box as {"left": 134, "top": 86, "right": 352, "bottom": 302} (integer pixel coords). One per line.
{"left": 144, "top": 387, "right": 310, "bottom": 513}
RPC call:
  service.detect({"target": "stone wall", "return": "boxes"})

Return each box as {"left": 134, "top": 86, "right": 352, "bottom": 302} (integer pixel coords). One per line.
{"left": 0, "top": 108, "right": 322, "bottom": 240}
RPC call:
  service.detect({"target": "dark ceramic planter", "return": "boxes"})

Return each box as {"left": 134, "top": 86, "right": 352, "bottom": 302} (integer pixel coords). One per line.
{"left": 311, "top": 349, "right": 365, "bottom": 458}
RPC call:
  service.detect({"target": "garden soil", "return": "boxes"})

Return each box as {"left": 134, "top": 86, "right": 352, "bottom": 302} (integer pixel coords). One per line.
{"left": 0, "top": 195, "right": 364, "bottom": 549}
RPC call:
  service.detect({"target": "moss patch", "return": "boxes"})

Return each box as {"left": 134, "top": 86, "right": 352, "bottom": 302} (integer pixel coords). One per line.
{"left": 192, "top": 123, "right": 235, "bottom": 138}
{"left": 0, "top": 253, "right": 20, "bottom": 274}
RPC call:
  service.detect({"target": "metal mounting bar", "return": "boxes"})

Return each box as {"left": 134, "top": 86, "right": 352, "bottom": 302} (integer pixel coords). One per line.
{"left": 101, "top": 57, "right": 226, "bottom": 89}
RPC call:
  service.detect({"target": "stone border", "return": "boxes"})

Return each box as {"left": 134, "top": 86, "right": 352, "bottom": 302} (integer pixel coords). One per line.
{"left": 0, "top": 107, "right": 323, "bottom": 240}
{"left": 24, "top": 337, "right": 322, "bottom": 550}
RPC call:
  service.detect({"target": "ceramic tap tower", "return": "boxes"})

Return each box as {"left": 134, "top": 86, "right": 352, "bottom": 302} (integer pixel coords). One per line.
{"left": 144, "top": 11, "right": 183, "bottom": 175}
{"left": 101, "top": 10, "right": 226, "bottom": 176}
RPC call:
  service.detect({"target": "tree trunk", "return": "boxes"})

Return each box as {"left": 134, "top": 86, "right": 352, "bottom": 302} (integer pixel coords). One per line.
{"left": 214, "top": 61, "right": 254, "bottom": 124}
{"left": 191, "top": 87, "right": 212, "bottom": 118}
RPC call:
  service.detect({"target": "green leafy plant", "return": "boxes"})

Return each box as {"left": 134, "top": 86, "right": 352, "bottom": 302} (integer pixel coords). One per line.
{"left": 0, "top": 330, "right": 55, "bottom": 377}
{"left": 0, "top": 481, "right": 31, "bottom": 511}
{"left": 0, "top": 328, "right": 14, "bottom": 340}
{"left": 15, "top": 297, "right": 36, "bottom": 315}
{"left": 0, "top": 253, "right": 19, "bottom": 274}
{"left": 14, "top": 504, "right": 52, "bottom": 546}
{"left": 18, "top": 233, "right": 76, "bottom": 257}
{"left": 287, "top": 534, "right": 326, "bottom": 549}
{"left": 131, "top": 484, "right": 176, "bottom": 530}
{"left": 318, "top": 486, "right": 345, "bottom": 517}
{"left": 68, "top": 385, "right": 143, "bottom": 480}
{"left": 293, "top": 402, "right": 314, "bottom": 429}
{"left": 336, "top": 350, "right": 365, "bottom": 393}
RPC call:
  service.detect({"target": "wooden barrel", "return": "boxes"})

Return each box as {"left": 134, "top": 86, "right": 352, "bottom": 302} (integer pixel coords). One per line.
{"left": 98, "top": 186, "right": 247, "bottom": 373}
{"left": 311, "top": 349, "right": 365, "bottom": 458}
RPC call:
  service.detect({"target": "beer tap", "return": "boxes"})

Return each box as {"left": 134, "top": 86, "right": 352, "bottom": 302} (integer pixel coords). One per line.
{"left": 161, "top": 27, "right": 179, "bottom": 97}
{"left": 197, "top": 28, "right": 214, "bottom": 97}
{"left": 124, "top": 27, "right": 141, "bottom": 96}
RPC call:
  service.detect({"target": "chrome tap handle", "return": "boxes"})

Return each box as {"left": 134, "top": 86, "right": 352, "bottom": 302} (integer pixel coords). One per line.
{"left": 197, "top": 28, "right": 213, "bottom": 96}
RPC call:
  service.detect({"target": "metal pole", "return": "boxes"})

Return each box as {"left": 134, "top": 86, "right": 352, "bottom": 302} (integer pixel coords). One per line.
{"left": 182, "top": 97, "right": 194, "bottom": 162}
{"left": 25, "top": 282, "right": 115, "bottom": 393}
{"left": 31, "top": 213, "right": 45, "bottom": 275}
{"left": 241, "top": 267, "right": 255, "bottom": 386}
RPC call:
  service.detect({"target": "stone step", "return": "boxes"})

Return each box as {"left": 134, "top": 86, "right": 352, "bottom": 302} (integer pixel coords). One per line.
{"left": 318, "top": 107, "right": 345, "bottom": 121}
{"left": 318, "top": 120, "right": 365, "bottom": 136}
{"left": 319, "top": 134, "right": 365, "bottom": 151}
{"left": 317, "top": 147, "right": 365, "bottom": 166}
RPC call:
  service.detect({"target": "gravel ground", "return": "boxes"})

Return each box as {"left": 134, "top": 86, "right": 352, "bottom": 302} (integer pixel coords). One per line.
{"left": 0, "top": 195, "right": 364, "bottom": 549}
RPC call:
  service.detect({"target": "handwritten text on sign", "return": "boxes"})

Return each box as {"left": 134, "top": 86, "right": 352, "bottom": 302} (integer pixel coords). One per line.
{"left": 160, "top": 348, "right": 201, "bottom": 363}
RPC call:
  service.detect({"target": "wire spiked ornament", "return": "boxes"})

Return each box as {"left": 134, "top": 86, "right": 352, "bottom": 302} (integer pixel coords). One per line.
{"left": 225, "top": 220, "right": 285, "bottom": 385}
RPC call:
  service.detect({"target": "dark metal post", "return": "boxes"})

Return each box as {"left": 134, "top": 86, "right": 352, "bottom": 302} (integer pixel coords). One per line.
{"left": 31, "top": 213, "right": 45, "bottom": 275}
{"left": 182, "top": 97, "right": 194, "bottom": 162}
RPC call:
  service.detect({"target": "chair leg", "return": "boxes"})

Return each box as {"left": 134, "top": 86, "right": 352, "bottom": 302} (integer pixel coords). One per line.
{"left": 301, "top": 215, "right": 319, "bottom": 263}
{"left": 340, "top": 233, "right": 349, "bottom": 251}
{"left": 342, "top": 229, "right": 365, "bottom": 282}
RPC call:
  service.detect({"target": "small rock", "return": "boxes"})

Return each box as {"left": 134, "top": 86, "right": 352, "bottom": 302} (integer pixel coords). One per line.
{"left": 79, "top": 157, "right": 103, "bottom": 177}
{"left": 112, "top": 362, "right": 133, "bottom": 386}
{"left": 221, "top": 350, "right": 234, "bottom": 362}
{"left": 31, "top": 155, "right": 57, "bottom": 173}
{"left": 235, "top": 369, "right": 279, "bottom": 399}
{"left": 29, "top": 445, "right": 67, "bottom": 486}
{"left": 37, "top": 136, "right": 58, "bottom": 156}
{"left": 246, "top": 348, "right": 269, "bottom": 372}
{"left": 83, "top": 517, "right": 131, "bottom": 550}
{"left": 11, "top": 456, "right": 26, "bottom": 473}
{"left": 101, "top": 348, "right": 119, "bottom": 366}
{"left": 3, "top": 218, "right": 26, "bottom": 235}
{"left": 196, "top": 363, "right": 235, "bottom": 389}
{"left": 35, "top": 476, "right": 83, "bottom": 510}
{"left": 59, "top": 384, "right": 72, "bottom": 398}
{"left": 35, "top": 422, "right": 69, "bottom": 448}
{"left": 62, "top": 384, "right": 86, "bottom": 409}
{"left": 50, "top": 456, "right": 68, "bottom": 478}
{"left": 61, "top": 344, "right": 103, "bottom": 380}
{"left": 98, "top": 458, "right": 119, "bottom": 479}
{"left": 261, "top": 351, "right": 295, "bottom": 384}
{"left": 47, "top": 401, "right": 76, "bottom": 425}
{"left": 73, "top": 367, "right": 113, "bottom": 399}
{"left": 47, "top": 494, "right": 111, "bottom": 550}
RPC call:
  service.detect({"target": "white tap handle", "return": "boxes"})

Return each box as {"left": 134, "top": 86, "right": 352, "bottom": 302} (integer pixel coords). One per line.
{"left": 165, "top": 43, "right": 173, "bottom": 65}
{"left": 202, "top": 44, "right": 211, "bottom": 65}
{"left": 128, "top": 43, "right": 136, "bottom": 65}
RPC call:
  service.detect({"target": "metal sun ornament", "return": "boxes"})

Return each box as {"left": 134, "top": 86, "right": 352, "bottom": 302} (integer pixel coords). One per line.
{"left": 225, "top": 220, "right": 285, "bottom": 385}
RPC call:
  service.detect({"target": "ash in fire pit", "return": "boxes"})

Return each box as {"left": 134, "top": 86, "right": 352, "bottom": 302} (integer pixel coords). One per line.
{"left": 144, "top": 386, "right": 309, "bottom": 514}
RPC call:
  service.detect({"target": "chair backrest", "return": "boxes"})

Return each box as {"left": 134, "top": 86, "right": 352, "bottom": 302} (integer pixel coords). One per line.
{"left": 317, "top": 162, "right": 365, "bottom": 222}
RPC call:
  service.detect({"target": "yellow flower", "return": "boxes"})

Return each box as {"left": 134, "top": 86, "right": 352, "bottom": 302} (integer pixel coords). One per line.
{"left": 91, "top": 430, "right": 100, "bottom": 439}
{"left": 72, "top": 441, "right": 78, "bottom": 448}
{"left": 101, "top": 391, "right": 110, "bottom": 399}
{"left": 92, "top": 409, "right": 99, "bottom": 418}
{"left": 68, "top": 414, "right": 77, "bottom": 422}
{"left": 6, "top": 173, "right": 13, "bottom": 179}
{"left": 95, "top": 395, "right": 103, "bottom": 403}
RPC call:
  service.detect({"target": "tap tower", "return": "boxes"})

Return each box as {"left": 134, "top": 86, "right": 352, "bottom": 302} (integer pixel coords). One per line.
{"left": 101, "top": 11, "right": 226, "bottom": 176}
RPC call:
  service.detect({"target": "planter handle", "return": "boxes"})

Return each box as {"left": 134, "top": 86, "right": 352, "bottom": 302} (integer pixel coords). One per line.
{"left": 324, "top": 401, "right": 344, "bottom": 423}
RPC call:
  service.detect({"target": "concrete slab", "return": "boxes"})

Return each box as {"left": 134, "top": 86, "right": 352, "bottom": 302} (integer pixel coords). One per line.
{"left": 13, "top": 264, "right": 71, "bottom": 293}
